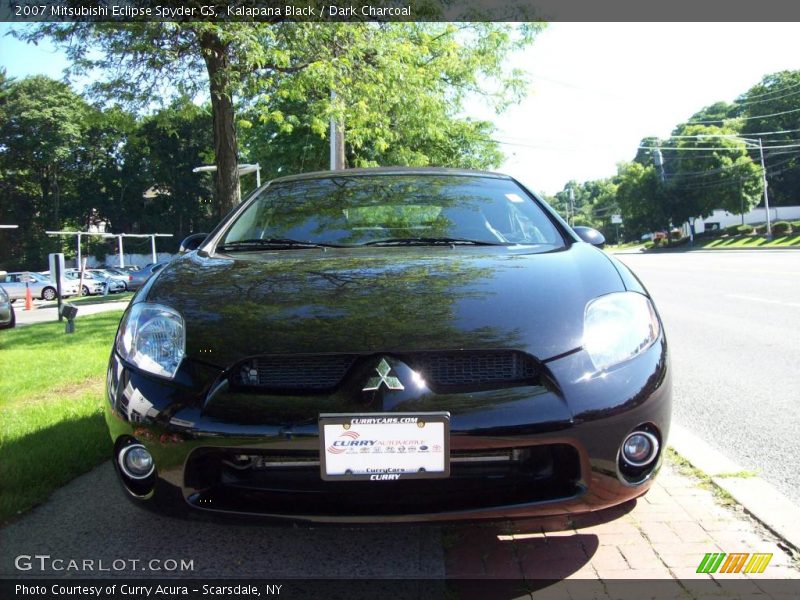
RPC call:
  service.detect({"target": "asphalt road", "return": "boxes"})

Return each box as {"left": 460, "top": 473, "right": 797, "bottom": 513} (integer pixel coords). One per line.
{"left": 615, "top": 249, "right": 800, "bottom": 504}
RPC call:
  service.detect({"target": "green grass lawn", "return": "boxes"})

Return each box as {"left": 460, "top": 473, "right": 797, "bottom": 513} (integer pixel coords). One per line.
{"left": 701, "top": 234, "right": 800, "bottom": 249}
{"left": 0, "top": 310, "right": 123, "bottom": 523}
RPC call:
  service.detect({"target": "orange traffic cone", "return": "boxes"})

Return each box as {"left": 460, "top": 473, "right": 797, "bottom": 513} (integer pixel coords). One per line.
{"left": 24, "top": 286, "right": 34, "bottom": 311}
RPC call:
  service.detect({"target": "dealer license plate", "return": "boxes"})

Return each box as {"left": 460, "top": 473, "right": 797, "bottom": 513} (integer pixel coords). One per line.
{"left": 319, "top": 412, "right": 450, "bottom": 481}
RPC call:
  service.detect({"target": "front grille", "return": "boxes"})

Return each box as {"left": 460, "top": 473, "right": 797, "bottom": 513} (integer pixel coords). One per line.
{"left": 230, "top": 350, "right": 538, "bottom": 392}
{"left": 410, "top": 351, "right": 537, "bottom": 388}
{"left": 234, "top": 355, "right": 357, "bottom": 392}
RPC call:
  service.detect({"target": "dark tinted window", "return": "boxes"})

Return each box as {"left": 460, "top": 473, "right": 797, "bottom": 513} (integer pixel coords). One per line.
{"left": 221, "top": 174, "right": 563, "bottom": 249}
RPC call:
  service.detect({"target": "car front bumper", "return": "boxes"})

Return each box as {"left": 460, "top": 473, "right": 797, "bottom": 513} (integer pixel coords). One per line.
{"left": 104, "top": 337, "right": 671, "bottom": 523}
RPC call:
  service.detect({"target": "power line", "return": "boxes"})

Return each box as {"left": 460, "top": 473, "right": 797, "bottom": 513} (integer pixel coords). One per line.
{"left": 638, "top": 143, "right": 800, "bottom": 151}
{"left": 732, "top": 79, "right": 800, "bottom": 102}
{"left": 685, "top": 105, "right": 800, "bottom": 125}
{"left": 675, "top": 163, "right": 798, "bottom": 192}
{"left": 665, "top": 132, "right": 800, "bottom": 141}
{"left": 730, "top": 84, "right": 800, "bottom": 107}
{"left": 668, "top": 156, "right": 797, "bottom": 181}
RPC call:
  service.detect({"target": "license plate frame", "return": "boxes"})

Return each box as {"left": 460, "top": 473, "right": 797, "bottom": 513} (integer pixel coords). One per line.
{"left": 319, "top": 412, "right": 450, "bottom": 482}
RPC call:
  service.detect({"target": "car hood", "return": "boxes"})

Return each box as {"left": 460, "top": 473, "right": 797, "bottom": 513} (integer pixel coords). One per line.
{"left": 143, "top": 244, "right": 626, "bottom": 369}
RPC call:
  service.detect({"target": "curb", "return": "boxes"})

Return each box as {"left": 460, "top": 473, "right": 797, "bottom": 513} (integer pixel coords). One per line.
{"left": 668, "top": 423, "right": 800, "bottom": 555}
{"left": 611, "top": 246, "right": 800, "bottom": 255}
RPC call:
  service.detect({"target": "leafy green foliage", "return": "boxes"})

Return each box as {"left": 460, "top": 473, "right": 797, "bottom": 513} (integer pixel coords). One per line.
{"left": 664, "top": 124, "right": 763, "bottom": 225}
{"left": 614, "top": 161, "right": 669, "bottom": 237}
{"left": 16, "top": 22, "right": 543, "bottom": 217}
{"left": 739, "top": 71, "right": 800, "bottom": 206}
{"left": 0, "top": 74, "right": 92, "bottom": 266}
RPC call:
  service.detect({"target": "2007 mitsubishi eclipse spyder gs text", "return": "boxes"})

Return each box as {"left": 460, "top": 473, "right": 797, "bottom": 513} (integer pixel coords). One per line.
{"left": 105, "top": 167, "right": 670, "bottom": 522}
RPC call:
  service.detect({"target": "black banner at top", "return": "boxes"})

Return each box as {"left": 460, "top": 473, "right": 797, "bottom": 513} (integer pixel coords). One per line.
{"left": 4, "top": 0, "right": 800, "bottom": 22}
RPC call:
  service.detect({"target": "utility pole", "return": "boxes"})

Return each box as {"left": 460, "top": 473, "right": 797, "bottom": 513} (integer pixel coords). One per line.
{"left": 758, "top": 138, "right": 772, "bottom": 237}
{"left": 653, "top": 147, "right": 666, "bottom": 183}
{"left": 329, "top": 90, "right": 345, "bottom": 170}
{"left": 568, "top": 188, "right": 575, "bottom": 226}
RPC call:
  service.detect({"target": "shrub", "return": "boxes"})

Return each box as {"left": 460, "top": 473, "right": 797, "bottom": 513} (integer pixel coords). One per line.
{"left": 754, "top": 223, "right": 767, "bottom": 234}
{"left": 737, "top": 224, "right": 755, "bottom": 234}
{"left": 772, "top": 221, "right": 793, "bottom": 235}
{"left": 643, "top": 241, "right": 654, "bottom": 250}
{"left": 670, "top": 230, "right": 683, "bottom": 240}
{"left": 725, "top": 224, "right": 743, "bottom": 234}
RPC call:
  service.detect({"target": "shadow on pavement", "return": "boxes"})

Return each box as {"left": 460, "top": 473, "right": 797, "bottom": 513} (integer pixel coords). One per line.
{"left": 0, "top": 462, "right": 444, "bottom": 578}
{"left": 444, "top": 500, "right": 637, "bottom": 588}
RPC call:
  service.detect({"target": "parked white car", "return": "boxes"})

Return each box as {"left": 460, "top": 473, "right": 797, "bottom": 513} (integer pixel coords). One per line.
{"left": 63, "top": 270, "right": 108, "bottom": 296}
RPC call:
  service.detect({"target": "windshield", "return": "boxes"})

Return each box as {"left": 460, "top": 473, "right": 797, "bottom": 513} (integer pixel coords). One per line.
{"left": 220, "top": 174, "right": 564, "bottom": 250}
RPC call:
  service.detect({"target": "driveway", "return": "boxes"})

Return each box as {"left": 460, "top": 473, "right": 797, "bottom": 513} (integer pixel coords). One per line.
{"left": 0, "top": 462, "right": 444, "bottom": 579}
{"left": 13, "top": 299, "right": 129, "bottom": 326}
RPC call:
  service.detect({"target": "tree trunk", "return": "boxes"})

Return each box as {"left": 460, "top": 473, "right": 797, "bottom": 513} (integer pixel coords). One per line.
{"left": 336, "top": 120, "right": 346, "bottom": 169}
{"left": 200, "top": 31, "right": 240, "bottom": 218}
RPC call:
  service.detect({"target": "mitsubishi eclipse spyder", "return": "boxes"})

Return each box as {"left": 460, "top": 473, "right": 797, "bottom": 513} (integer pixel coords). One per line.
{"left": 105, "top": 167, "right": 671, "bottom": 522}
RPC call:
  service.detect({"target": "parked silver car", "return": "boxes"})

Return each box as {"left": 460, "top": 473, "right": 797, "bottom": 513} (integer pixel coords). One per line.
{"left": 0, "top": 284, "right": 14, "bottom": 329}
{"left": 64, "top": 270, "right": 107, "bottom": 296}
{"left": 126, "top": 262, "right": 167, "bottom": 291}
{"left": 1, "top": 271, "right": 80, "bottom": 301}
{"left": 84, "top": 269, "right": 126, "bottom": 293}
{"left": 95, "top": 268, "right": 134, "bottom": 290}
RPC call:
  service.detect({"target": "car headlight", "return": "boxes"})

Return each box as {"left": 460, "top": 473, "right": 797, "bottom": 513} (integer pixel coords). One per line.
{"left": 116, "top": 303, "right": 185, "bottom": 379}
{"left": 583, "top": 292, "right": 661, "bottom": 371}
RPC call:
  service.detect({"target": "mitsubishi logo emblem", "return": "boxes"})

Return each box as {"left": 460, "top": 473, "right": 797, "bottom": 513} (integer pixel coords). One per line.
{"left": 362, "top": 358, "right": 405, "bottom": 392}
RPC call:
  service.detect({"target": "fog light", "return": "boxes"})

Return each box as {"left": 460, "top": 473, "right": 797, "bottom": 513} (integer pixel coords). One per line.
{"left": 621, "top": 431, "right": 659, "bottom": 467}
{"left": 119, "top": 444, "right": 155, "bottom": 479}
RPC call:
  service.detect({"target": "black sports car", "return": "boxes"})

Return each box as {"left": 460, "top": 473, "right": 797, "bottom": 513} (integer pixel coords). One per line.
{"left": 105, "top": 168, "right": 670, "bottom": 522}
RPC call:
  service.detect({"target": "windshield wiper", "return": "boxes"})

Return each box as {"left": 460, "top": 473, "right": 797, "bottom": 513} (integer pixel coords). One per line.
{"left": 360, "top": 237, "right": 505, "bottom": 247}
{"left": 217, "top": 238, "right": 344, "bottom": 251}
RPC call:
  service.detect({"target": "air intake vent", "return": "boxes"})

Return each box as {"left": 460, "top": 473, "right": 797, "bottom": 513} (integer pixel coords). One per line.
{"left": 410, "top": 351, "right": 537, "bottom": 388}
{"left": 234, "top": 355, "right": 357, "bottom": 392}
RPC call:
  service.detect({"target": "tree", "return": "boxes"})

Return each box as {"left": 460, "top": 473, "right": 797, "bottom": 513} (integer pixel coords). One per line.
{"left": 664, "top": 125, "right": 763, "bottom": 232}
{"left": 614, "top": 161, "right": 669, "bottom": 238}
{"left": 138, "top": 100, "right": 216, "bottom": 240}
{"left": 0, "top": 75, "right": 93, "bottom": 267}
{"left": 18, "top": 22, "right": 543, "bottom": 217}
{"left": 0, "top": 76, "right": 88, "bottom": 228}
{"left": 739, "top": 70, "right": 800, "bottom": 206}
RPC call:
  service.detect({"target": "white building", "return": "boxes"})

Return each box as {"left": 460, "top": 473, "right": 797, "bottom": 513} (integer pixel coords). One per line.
{"left": 685, "top": 205, "right": 800, "bottom": 235}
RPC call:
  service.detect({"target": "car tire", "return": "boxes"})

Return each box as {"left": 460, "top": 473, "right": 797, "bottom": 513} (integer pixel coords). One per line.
{"left": 82, "top": 285, "right": 91, "bottom": 296}
{"left": 0, "top": 306, "right": 15, "bottom": 329}
{"left": 41, "top": 287, "right": 57, "bottom": 301}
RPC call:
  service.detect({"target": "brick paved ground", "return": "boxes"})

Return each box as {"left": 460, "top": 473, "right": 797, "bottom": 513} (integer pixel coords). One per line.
{"left": 444, "top": 459, "right": 799, "bottom": 595}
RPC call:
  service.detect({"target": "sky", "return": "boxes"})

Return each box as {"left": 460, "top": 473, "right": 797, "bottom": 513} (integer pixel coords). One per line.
{"left": 2, "top": 22, "right": 798, "bottom": 195}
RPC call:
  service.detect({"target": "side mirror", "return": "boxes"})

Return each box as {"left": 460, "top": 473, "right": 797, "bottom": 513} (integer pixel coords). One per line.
{"left": 573, "top": 226, "right": 606, "bottom": 248}
{"left": 179, "top": 233, "right": 208, "bottom": 254}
